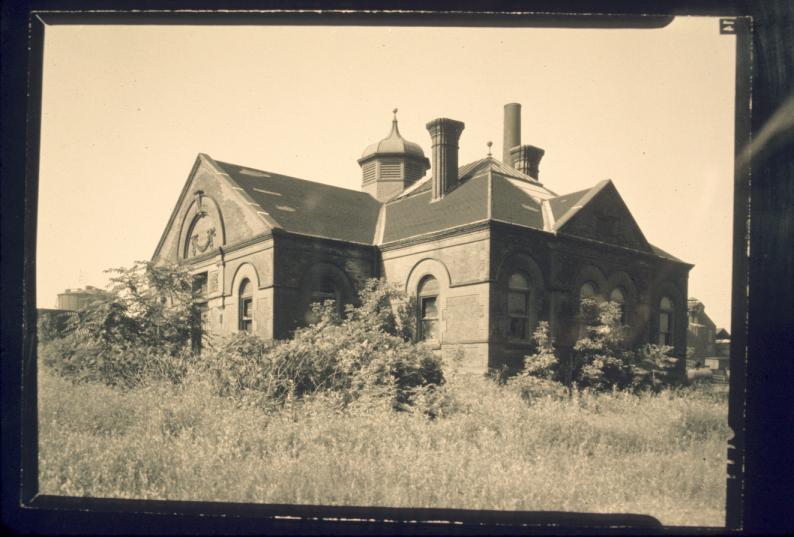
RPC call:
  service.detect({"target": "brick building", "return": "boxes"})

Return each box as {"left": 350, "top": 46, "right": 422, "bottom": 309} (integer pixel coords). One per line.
{"left": 152, "top": 103, "right": 692, "bottom": 374}
{"left": 687, "top": 297, "right": 717, "bottom": 367}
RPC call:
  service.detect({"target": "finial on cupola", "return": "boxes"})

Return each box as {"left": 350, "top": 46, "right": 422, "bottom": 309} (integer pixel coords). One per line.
{"left": 393, "top": 107, "right": 398, "bottom": 120}
{"left": 487, "top": 141, "right": 493, "bottom": 157}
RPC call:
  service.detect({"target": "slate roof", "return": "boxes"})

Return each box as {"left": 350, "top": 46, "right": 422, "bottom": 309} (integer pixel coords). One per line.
{"left": 381, "top": 172, "right": 490, "bottom": 243}
{"left": 213, "top": 159, "right": 382, "bottom": 245}
{"left": 200, "top": 154, "right": 685, "bottom": 264}
{"left": 548, "top": 187, "right": 592, "bottom": 222}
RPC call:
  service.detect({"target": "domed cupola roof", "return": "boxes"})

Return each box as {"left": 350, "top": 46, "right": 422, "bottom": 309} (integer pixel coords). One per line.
{"left": 360, "top": 109, "right": 426, "bottom": 161}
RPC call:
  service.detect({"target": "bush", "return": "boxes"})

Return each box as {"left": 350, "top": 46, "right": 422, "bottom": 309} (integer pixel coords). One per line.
{"left": 69, "top": 261, "right": 198, "bottom": 354}
{"left": 202, "top": 279, "right": 444, "bottom": 410}
{"left": 40, "top": 261, "right": 200, "bottom": 388}
{"left": 39, "top": 334, "right": 194, "bottom": 389}
{"left": 628, "top": 343, "right": 680, "bottom": 393}
{"left": 508, "top": 322, "right": 568, "bottom": 403}
{"left": 37, "top": 310, "right": 77, "bottom": 343}
{"left": 572, "top": 299, "right": 633, "bottom": 391}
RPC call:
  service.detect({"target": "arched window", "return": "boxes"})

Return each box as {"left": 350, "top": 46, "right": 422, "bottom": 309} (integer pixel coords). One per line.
{"left": 578, "top": 281, "right": 598, "bottom": 336}
{"left": 610, "top": 287, "right": 626, "bottom": 325}
{"left": 418, "top": 276, "right": 439, "bottom": 342}
{"left": 238, "top": 278, "right": 253, "bottom": 332}
{"left": 580, "top": 281, "right": 596, "bottom": 300}
{"left": 304, "top": 274, "right": 343, "bottom": 325}
{"left": 659, "top": 296, "right": 674, "bottom": 346}
{"left": 311, "top": 275, "right": 340, "bottom": 311}
{"left": 508, "top": 272, "right": 531, "bottom": 340}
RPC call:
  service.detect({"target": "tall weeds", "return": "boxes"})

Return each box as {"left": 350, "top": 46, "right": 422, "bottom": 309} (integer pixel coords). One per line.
{"left": 38, "top": 365, "right": 729, "bottom": 526}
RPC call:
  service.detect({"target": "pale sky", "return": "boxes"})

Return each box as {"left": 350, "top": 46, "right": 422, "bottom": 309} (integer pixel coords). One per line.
{"left": 37, "top": 17, "right": 736, "bottom": 328}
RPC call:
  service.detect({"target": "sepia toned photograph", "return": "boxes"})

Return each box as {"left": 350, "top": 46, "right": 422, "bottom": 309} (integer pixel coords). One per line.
{"left": 34, "top": 15, "right": 737, "bottom": 528}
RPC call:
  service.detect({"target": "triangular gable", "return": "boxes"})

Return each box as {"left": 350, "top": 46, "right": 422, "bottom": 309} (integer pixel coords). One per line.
{"left": 152, "top": 153, "right": 277, "bottom": 264}
{"left": 554, "top": 180, "right": 652, "bottom": 253}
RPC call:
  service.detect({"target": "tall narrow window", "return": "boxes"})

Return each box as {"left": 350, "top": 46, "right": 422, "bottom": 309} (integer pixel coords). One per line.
{"left": 418, "top": 276, "right": 439, "bottom": 342}
{"left": 579, "top": 281, "right": 598, "bottom": 337}
{"left": 311, "top": 275, "right": 340, "bottom": 312}
{"left": 305, "top": 274, "right": 341, "bottom": 324}
{"left": 610, "top": 287, "right": 626, "bottom": 325}
{"left": 238, "top": 278, "right": 253, "bottom": 332}
{"left": 191, "top": 272, "right": 209, "bottom": 353}
{"left": 508, "top": 272, "right": 531, "bottom": 340}
{"left": 659, "top": 296, "right": 674, "bottom": 346}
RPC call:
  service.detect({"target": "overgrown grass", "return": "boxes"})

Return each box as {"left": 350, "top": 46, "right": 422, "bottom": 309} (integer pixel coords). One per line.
{"left": 38, "top": 365, "right": 729, "bottom": 527}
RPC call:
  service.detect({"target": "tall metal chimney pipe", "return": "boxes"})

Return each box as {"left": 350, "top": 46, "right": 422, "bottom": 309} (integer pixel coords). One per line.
{"left": 503, "top": 103, "right": 521, "bottom": 165}
{"left": 426, "top": 117, "right": 465, "bottom": 201}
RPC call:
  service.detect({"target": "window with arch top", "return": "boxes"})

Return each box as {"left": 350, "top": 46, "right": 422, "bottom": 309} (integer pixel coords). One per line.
{"left": 659, "top": 296, "right": 674, "bottom": 346}
{"left": 508, "top": 272, "right": 531, "bottom": 340}
{"left": 610, "top": 287, "right": 627, "bottom": 325}
{"left": 305, "top": 274, "right": 343, "bottom": 325}
{"left": 311, "top": 275, "right": 341, "bottom": 312}
{"left": 417, "top": 276, "right": 439, "bottom": 342}
{"left": 578, "top": 281, "right": 599, "bottom": 335}
{"left": 238, "top": 278, "right": 253, "bottom": 332}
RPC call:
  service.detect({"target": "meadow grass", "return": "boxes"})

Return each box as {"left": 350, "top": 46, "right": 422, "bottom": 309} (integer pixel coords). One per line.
{"left": 38, "top": 365, "right": 729, "bottom": 527}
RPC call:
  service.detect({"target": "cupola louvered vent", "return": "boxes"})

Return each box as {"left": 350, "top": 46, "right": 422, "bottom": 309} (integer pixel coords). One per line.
{"left": 359, "top": 110, "right": 430, "bottom": 202}
{"left": 362, "top": 161, "right": 377, "bottom": 184}
{"left": 379, "top": 159, "right": 403, "bottom": 180}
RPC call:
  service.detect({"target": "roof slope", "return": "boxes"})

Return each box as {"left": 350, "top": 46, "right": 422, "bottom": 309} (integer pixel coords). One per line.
{"left": 214, "top": 160, "right": 382, "bottom": 245}
{"left": 382, "top": 171, "right": 490, "bottom": 243}
{"left": 490, "top": 173, "right": 545, "bottom": 230}
{"left": 381, "top": 158, "right": 560, "bottom": 243}
{"left": 184, "top": 154, "right": 687, "bottom": 265}
{"left": 548, "top": 187, "right": 592, "bottom": 223}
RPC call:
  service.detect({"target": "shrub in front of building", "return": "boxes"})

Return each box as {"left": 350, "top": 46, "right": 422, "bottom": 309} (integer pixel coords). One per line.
{"left": 509, "top": 300, "right": 681, "bottom": 399}
{"left": 40, "top": 261, "right": 198, "bottom": 388}
{"left": 202, "top": 279, "right": 444, "bottom": 411}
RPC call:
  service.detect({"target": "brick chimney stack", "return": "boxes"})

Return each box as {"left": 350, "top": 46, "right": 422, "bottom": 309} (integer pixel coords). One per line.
{"left": 426, "top": 117, "right": 465, "bottom": 201}
{"left": 502, "top": 103, "right": 521, "bottom": 165}
{"left": 510, "top": 144, "right": 545, "bottom": 181}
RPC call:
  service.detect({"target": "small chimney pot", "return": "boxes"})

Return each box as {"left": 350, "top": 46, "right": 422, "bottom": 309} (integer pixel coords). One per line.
{"left": 510, "top": 144, "right": 545, "bottom": 181}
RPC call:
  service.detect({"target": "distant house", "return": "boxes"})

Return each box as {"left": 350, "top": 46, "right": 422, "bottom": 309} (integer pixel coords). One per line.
{"left": 687, "top": 298, "right": 716, "bottom": 367}
{"left": 708, "top": 327, "right": 731, "bottom": 377}
{"left": 56, "top": 286, "right": 104, "bottom": 311}
{"left": 38, "top": 286, "right": 104, "bottom": 342}
{"left": 687, "top": 298, "right": 730, "bottom": 377}
{"left": 152, "top": 103, "right": 692, "bottom": 375}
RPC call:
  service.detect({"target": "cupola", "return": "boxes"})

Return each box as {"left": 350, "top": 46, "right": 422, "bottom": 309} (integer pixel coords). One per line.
{"left": 358, "top": 109, "right": 430, "bottom": 202}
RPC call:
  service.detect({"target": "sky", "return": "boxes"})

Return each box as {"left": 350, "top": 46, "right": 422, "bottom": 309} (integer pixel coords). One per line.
{"left": 36, "top": 17, "right": 736, "bottom": 328}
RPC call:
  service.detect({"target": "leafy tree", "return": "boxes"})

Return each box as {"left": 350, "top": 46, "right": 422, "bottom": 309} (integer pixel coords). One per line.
{"left": 572, "top": 299, "right": 632, "bottom": 391}
{"left": 629, "top": 343, "right": 680, "bottom": 392}
{"left": 71, "top": 260, "right": 197, "bottom": 354}
{"left": 43, "top": 261, "right": 199, "bottom": 387}
{"left": 571, "top": 299, "right": 680, "bottom": 392}
{"left": 521, "top": 322, "right": 560, "bottom": 381}
{"left": 202, "top": 278, "right": 443, "bottom": 411}
{"left": 508, "top": 322, "right": 568, "bottom": 402}
{"left": 37, "top": 310, "right": 76, "bottom": 343}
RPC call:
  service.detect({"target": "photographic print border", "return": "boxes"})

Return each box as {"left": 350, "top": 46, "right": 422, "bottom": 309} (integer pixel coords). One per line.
{"left": 3, "top": 2, "right": 790, "bottom": 534}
